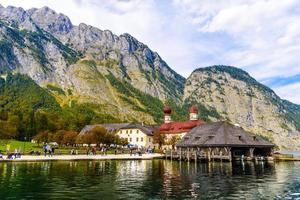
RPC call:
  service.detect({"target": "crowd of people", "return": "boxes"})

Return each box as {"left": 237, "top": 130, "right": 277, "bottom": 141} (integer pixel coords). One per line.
{"left": 0, "top": 144, "right": 157, "bottom": 160}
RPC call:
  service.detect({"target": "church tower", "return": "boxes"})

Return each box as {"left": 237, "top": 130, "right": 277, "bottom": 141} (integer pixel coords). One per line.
{"left": 163, "top": 106, "right": 172, "bottom": 123}
{"left": 189, "top": 105, "right": 198, "bottom": 121}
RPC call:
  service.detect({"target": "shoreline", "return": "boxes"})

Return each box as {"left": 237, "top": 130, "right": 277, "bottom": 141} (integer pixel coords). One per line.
{"left": 0, "top": 153, "right": 164, "bottom": 162}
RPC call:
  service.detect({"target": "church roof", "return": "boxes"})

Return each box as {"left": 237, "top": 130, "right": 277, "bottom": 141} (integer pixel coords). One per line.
{"left": 176, "top": 121, "right": 274, "bottom": 148}
{"left": 159, "top": 120, "right": 205, "bottom": 134}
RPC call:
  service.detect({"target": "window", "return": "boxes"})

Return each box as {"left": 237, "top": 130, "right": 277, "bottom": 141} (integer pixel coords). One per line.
{"left": 141, "top": 137, "right": 143, "bottom": 142}
{"left": 130, "top": 130, "right": 132, "bottom": 134}
{"left": 136, "top": 137, "right": 139, "bottom": 142}
{"left": 137, "top": 130, "right": 139, "bottom": 134}
{"left": 129, "top": 138, "right": 132, "bottom": 142}
{"left": 126, "top": 130, "right": 128, "bottom": 134}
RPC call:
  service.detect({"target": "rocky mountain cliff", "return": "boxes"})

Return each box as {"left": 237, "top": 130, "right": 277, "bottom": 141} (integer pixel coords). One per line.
{"left": 184, "top": 66, "right": 300, "bottom": 149}
{"left": 0, "top": 5, "right": 184, "bottom": 123}
{"left": 1, "top": 5, "right": 300, "bottom": 149}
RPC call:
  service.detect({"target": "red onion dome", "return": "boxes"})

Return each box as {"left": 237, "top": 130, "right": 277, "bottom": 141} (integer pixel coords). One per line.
{"left": 163, "top": 106, "right": 172, "bottom": 114}
{"left": 189, "top": 105, "right": 198, "bottom": 113}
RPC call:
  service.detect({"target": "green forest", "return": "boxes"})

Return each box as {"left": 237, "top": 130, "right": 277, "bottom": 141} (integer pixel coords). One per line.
{"left": 0, "top": 73, "right": 121, "bottom": 141}
{"left": 0, "top": 73, "right": 220, "bottom": 142}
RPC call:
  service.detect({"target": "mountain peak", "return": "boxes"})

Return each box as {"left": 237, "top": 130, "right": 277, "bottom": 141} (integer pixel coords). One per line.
{"left": 194, "top": 65, "right": 251, "bottom": 78}
{"left": 27, "top": 6, "right": 73, "bottom": 34}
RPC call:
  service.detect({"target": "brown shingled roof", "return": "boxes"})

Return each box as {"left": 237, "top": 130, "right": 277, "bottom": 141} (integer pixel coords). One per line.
{"left": 120, "top": 123, "right": 159, "bottom": 136}
{"left": 176, "top": 121, "right": 274, "bottom": 148}
{"left": 79, "top": 123, "right": 130, "bottom": 136}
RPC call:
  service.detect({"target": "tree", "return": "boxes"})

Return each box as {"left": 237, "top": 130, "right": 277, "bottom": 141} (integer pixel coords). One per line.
{"left": 113, "top": 133, "right": 128, "bottom": 146}
{"left": 153, "top": 130, "right": 166, "bottom": 149}
{"left": 33, "top": 131, "right": 50, "bottom": 146}
{"left": 0, "top": 121, "right": 17, "bottom": 139}
{"left": 50, "top": 130, "right": 65, "bottom": 146}
{"left": 166, "top": 135, "right": 181, "bottom": 149}
{"left": 62, "top": 131, "right": 78, "bottom": 146}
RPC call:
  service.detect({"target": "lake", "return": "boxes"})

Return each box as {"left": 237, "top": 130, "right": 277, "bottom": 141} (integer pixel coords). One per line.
{"left": 0, "top": 160, "right": 300, "bottom": 199}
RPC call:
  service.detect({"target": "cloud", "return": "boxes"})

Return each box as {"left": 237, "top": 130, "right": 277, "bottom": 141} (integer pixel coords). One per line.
{"left": 275, "top": 82, "right": 300, "bottom": 104}
{"left": 0, "top": 0, "right": 300, "bottom": 104}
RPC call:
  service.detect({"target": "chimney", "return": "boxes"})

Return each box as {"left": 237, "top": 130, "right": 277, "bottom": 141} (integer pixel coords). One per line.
{"left": 189, "top": 105, "right": 198, "bottom": 121}
{"left": 163, "top": 106, "right": 172, "bottom": 123}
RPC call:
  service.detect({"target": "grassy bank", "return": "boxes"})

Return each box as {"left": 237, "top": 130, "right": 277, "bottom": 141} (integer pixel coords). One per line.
{"left": 0, "top": 140, "right": 134, "bottom": 155}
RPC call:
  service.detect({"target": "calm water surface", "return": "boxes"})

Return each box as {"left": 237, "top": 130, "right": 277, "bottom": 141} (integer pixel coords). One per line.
{"left": 0, "top": 160, "right": 300, "bottom": 199}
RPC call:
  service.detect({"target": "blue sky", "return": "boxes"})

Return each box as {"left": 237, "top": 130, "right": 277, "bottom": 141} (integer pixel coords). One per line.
{"left": 0, "top": 0, "right": 300, "bottom": 104}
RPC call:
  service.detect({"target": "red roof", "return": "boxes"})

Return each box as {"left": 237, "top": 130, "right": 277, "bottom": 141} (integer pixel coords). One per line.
{"left": 159, "top": 120, "right": 205, "bottom": 134}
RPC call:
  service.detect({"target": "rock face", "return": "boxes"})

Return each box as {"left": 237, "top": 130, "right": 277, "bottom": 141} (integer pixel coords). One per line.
{"left": 0, "top": 5, "right": 184, "bottom": 102}
{"left": 184, "top": 66, "right": 300, "bottom": 149}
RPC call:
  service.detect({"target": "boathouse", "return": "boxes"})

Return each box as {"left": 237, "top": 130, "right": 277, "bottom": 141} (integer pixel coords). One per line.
{"left": 176, "top": 121, "right": 275, "bottom": 161}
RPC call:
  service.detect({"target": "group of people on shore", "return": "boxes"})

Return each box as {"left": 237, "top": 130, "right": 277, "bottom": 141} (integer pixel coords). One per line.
{"left": 85, "top": 147, "right": 109, "bottom": 155}
{"left": 43, "top": 144, "right": 55, "bottom": 157}
{"left": 0, "top": 149, "right": 22, "bottom": 160}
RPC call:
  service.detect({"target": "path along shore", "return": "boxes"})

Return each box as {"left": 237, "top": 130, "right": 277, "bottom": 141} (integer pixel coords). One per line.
{"left": 0, "top": 153, "right": 164, "bottom": 162}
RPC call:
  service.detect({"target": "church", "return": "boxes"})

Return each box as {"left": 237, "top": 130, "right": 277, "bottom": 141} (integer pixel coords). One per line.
{"left": 159, "top": 105, "right": 205, "bottom": 147}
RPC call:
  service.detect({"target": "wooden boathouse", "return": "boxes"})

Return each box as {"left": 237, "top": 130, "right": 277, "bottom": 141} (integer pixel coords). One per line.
{"left": 169, "top": 121, "right": 274, "bottom": 162}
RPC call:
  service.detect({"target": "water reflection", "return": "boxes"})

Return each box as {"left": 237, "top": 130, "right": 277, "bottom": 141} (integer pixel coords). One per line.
{"left": 0, "top": 160, "right": 300, "bottom": 199}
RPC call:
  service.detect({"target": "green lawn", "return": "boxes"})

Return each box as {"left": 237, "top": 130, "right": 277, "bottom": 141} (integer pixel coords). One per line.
{"left": 0, "top": 140, "right": 132, "bottom": 155}
{"left": 0, "top": 140, "right": 42, "bottom": 154}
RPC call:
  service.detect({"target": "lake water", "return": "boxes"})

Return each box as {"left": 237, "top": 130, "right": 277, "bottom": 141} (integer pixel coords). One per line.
{"left": 0, "top": 160, "right": 300, "bottom": 199}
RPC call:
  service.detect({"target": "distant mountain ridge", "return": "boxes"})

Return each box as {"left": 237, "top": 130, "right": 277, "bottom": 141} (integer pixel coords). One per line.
{"left": 183, "top": 65, "right": 300, "bottom": 149}
{"left": 0, "top": 5, "right": 300, "bottom": 149}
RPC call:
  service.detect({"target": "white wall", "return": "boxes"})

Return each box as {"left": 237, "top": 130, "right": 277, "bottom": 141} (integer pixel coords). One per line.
{"left": 117, "top": 128, "right": 154, "bottom": 148}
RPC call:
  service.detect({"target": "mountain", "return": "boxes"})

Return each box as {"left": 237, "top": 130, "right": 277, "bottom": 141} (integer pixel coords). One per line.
{"left": 183, "top": 65, "right": 300, "bottom": 149}
{"left": 0, "top": 5, "right": 300, "bottom": 149}
{"left": 0, "top": 5, "right": 184, "bottom": 124}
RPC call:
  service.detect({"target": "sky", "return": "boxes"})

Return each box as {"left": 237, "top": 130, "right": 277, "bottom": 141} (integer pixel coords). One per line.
{"left": 0, "top": 0, "right": 300, "bottom": 104}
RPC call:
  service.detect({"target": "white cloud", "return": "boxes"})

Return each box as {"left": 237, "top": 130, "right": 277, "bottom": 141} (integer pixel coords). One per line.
{"left": 275, "top": 83, "right": 300, "bottom": 104}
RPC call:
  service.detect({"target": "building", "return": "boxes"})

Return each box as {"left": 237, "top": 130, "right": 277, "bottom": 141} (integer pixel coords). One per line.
{"left": 159, "top": 105, "right": 205, "bottom": 146}
{"left": 80, "top": 123, "right": 158, "bottom": 148}
{"left": 118, "top": 123, "right": 158, "bottom": 148}
{"left": 176, "top": 121, "right": 275, "bottom": 161}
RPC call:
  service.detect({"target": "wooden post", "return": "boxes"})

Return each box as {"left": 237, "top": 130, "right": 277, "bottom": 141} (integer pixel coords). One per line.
{"left": 165, "top": 149, "right": 167, "bottom": 160}
{"left": 208, "top": 148, "right": 211, "bottom": 162}
{"left": 194, "top": 148, "right": 197, "bottom": 163}
{"left": 170, "top": 149, "right": 173, "bottom": 160}
{"left": 187, "top": 148, "right": 190, "bottom": 162}
{"left": 179, "top": 147, "right": 182, "bottom": 161}
{"left": 249, "top": 148, "right": 255, "bottom": 158}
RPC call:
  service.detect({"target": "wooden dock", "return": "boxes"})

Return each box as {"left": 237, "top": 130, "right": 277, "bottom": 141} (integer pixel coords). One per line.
{"left": 164, "top": 150, "right": 300, "bottom": 162}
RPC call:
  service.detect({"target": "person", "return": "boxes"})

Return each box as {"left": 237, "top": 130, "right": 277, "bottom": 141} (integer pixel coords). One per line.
{"left": 86, "top": 147, "right": 89, "bottom": 156}
{"left": 43, "top": 144, "right": 47, "bottom": 157}
{"left": 51, "top": 146, "right": 55, "bottom": 155}
{"left": 46, "top": 145, "right": 52, "bottom": 157}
